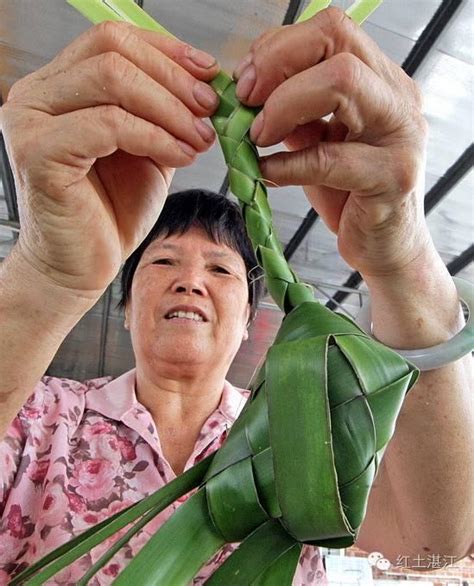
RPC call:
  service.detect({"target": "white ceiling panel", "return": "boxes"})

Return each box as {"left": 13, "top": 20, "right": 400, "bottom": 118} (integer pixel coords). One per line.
{"left": 417, "top": 49, "right": 473, "bottom": 175}
{"left": 436, "top": 0, "right": 473, "bottom": 62}
{"left": 427, "top": 168, "right": 474, "bottom": 257}
{"left": 361, "top": 0, "right": 439, "bottom": 40}
{"left": 362, "top": 21, "right": 415, "bottom": 63}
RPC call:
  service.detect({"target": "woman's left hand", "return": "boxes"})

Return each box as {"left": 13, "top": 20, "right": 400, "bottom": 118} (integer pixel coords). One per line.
{"left": 233, "top": 7, "right": 430, "bottom": 279}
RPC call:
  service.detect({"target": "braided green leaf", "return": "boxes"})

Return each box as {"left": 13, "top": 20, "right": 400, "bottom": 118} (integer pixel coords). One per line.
{"left": 209, "top": 68, "right": 315, "bottom": 313}
{"left": 10, "top": 455, "right": 214, "bottom": 584}
{"left": 14, "top": 0, "right": 419, "bottom": 584}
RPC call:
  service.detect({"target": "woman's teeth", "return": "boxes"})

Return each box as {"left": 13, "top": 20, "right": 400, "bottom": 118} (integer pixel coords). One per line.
{"left": 166, "top": 311, "right": 204, "bottom": 322}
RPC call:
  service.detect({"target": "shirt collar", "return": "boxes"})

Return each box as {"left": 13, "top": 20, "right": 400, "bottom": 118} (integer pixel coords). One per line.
{"left": 216, "top": 379, "right": 249, "bottom": 423}
{"left": 85, "top": 368, "right": 137, "bottom": 420}
{"left": 85, "top": 368, "right": 249, "bottom": 423}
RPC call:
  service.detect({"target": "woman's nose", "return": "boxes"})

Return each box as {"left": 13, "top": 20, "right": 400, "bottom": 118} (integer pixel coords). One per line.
{"left": 171, "top": 273, "right": 207, "bottom": 296}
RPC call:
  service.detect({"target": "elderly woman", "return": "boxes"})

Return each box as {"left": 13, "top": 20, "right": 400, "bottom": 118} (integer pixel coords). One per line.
{"left": 0, "top": 7, "right": 472, "bottom": 585}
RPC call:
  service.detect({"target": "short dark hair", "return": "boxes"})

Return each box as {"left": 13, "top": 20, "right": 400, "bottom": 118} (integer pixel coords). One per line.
{"left": 118, "top": 189, "right": 264, "bottom": 322}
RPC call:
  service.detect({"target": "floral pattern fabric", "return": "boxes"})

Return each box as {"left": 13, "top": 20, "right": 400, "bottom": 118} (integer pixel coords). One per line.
{"left": 0, "top": 369, "right": 327, "bottom": 585}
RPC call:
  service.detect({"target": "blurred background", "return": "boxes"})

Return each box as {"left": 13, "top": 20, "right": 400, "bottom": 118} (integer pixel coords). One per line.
{"left": 0, "top": 1, "right": 473, "bottom": 582}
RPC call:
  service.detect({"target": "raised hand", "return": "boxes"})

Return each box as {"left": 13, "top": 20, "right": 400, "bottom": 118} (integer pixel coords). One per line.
{"left": 1, "top": 22, "right": 219, "bottom": 295}
{"left": 234, "top": 7, "right": 429, "bottom": 279}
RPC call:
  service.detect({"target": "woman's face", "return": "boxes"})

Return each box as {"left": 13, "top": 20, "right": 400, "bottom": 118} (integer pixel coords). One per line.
{"left": 125, "top": 225, "right": 251, "bottom": 378}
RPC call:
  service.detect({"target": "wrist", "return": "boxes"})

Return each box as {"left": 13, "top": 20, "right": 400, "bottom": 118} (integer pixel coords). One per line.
{"left": 361, "top": 244, "right": 464, "bottom": 350}
{"left": 1, "top": 246, "right": 103, "bottom": 338}
{"left": 362, "top": 241, "right": 441, "bottom": 297}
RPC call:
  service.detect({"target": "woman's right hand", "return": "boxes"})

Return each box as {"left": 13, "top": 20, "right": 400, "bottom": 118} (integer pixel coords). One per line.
{"left": 0, "top": 22, "right": 220, "bottom": 296}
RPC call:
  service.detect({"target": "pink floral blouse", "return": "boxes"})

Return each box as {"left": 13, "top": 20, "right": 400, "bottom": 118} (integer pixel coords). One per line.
{"left": 0, "top": 369, "right": 328, "bottom": 585}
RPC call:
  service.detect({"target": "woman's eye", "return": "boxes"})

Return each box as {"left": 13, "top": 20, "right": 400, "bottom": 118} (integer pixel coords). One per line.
{"left": 212, "top": 266, "right": 231, "bottom": 274}
{"left": 153, "top": 258, "right": 173, "bottom": 265}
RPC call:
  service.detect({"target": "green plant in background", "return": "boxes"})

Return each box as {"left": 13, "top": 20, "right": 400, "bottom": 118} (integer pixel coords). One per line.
{"left": 11, "top": 0, "right": 420, "bottom": 584}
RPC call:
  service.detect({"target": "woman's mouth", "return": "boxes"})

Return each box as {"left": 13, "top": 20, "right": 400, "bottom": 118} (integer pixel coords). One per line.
{"left": 165, "top": 310, "right": 205, "bottom": 322}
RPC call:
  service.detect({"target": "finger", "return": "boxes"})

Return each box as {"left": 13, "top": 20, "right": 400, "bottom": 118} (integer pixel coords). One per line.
{"left": 12, "top": 22, "right": 220, "bottom": 118}
{"left": 234, "top": 7, "right": 412, "bottom": 106}
{"left": 24, "top": 53, "right": 215, "bottom": 152}
{"left": 259, "top": 141, "right": 396, "bottom": 196}
{"left": 280, "top": 119, "right": 352, "bottom": 233}
{"left": 250, "top": 54, "right": 397, "bottom": 147}
{"left": 136, "top": 28, "right": 220, "bottom": 80}
{"left": 29, "top": 105, "right": 199, "bottom": 186}
{"left": 233, "top": 27, "right": 279, "bottom": 79}
{"left": 261, "top": 138, "right": 421, "bottom": 235}
{"left": 282, "top": 118, "right": 348, "bottom": 152}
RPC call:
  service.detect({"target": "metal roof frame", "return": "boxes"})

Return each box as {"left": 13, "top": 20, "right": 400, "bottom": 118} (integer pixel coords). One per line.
{"left": 447, "top": 243, "right": 474, "bottom": 276}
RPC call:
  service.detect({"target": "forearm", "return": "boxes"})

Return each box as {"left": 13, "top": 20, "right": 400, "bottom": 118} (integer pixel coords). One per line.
{"left": 362, "top": 242, "right": 473, "bottom": 558}
{"left": 0, "top": 246, "right": 101, "bottom": 439}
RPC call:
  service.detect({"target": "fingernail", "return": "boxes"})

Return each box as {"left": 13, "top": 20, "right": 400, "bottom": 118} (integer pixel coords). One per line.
{"left": 193, "top": 82, "right": 219, "bottom": 109}
{"left": 236, "top": 65, "right": 256, "bottom": 100}
{"left": 177, "top": 140, "right": 197, "bottom": 157}
{"left": 233, "top": 53, "right": 253, "bottom": 80}
{"left": 250, "top": 110, "right": 264, "bottom": 143}
{"left": 195, "top": 118, "right": 215, "bottom": 142}
{"left": 186, "top": 46, "right": 217, "bottom": 69}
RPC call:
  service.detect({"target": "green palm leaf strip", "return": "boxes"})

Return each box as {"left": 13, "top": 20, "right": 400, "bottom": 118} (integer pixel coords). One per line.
{"left": 14, "top": 0, "right": 415, "bottom": 583}
{"left": 10, "top": 455, "right": 214, "bottom": 584}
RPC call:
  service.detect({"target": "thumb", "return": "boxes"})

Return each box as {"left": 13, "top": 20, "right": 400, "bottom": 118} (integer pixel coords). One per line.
{"left": 259, "top": 141, "right": 389, "bottom": 195}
